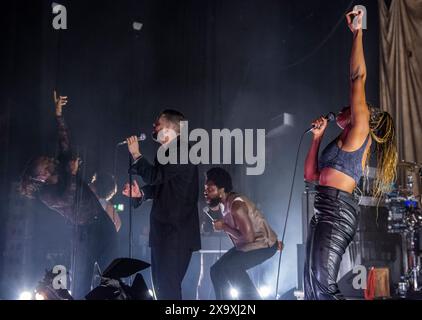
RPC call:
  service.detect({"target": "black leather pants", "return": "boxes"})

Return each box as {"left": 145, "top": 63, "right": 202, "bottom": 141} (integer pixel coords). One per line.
{"left": 304, "top": 185, "right": 360, "bottom": 300}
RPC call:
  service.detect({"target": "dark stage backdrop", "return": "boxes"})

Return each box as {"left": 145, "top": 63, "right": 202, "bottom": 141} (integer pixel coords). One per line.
{"left": 0, "top": 0, "right": 380, "bottom": 299}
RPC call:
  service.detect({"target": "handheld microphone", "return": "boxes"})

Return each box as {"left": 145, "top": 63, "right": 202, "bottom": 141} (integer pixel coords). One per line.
{"left": 117, "top": 134, "right": 147, "bottom": 146}
{"left": 30, "top": 177, "right": 46, "bottom": 184}
{"left": 203, "top": 207, "right": 216, "bottom": 222}
{"left": 305, "top": 112, "right": 336, "bottom": 134}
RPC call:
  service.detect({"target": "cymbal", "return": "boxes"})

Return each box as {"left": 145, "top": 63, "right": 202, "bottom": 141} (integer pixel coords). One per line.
{"left": 397, "top": 161, "right": 422, "bottom": 169}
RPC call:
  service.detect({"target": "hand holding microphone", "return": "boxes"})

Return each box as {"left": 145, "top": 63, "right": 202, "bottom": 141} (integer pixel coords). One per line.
{"left": 120, "top": 134, "right": 147, "bottom": 160}
{"left": 306, "top": 112, "right": 336, "bottom": 136}
{"left": 203, "top": 207, "right": 216, "bottom": 223}
{"left": 117, "top": 134, "right": 147, "bottom": 146}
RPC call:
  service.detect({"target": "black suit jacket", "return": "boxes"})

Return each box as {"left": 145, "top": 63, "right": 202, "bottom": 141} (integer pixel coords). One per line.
{"left": 131, "top": 138, "right": 201, "bottom": 251}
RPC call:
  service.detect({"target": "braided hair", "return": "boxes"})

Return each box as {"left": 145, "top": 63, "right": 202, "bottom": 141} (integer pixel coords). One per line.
{"left": 367, "top": 106, "right": 398, "bottom": 198}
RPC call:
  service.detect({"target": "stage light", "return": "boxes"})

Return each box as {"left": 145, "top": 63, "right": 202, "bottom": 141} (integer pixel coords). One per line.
{"left": 230, "top": 288, "right": 239, "bottom": 299}
{"left": 148, "top": 289, "right": 154, "bottom": 297}
{"left": 35, "top": 293, "right": 45, "bottom": 300}
{"left": 19, "top": 291, "right": 33, "bottom": 300}
{"left": 133, "top": 22, "right": 143, "bottom": 31}
{"left": 293, "top": 290, "right": 304, "bottom": 301}
{"left": 258, "top": 286, "right": 271, "bottom": 298}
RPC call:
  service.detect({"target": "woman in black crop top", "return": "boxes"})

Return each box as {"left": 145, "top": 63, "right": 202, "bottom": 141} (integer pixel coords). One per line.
{"left": 302, "top": 11, "right": 398, "bottom": 300}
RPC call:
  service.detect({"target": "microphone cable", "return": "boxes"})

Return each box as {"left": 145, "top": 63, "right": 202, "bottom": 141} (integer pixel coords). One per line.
{"left": 274, "top": 130, "right": 307, "bottom": 299}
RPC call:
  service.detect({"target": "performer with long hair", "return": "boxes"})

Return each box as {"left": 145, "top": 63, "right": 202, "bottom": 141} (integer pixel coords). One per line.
{"left": 303, "top": 10, "right": 398, "bottom": 300}
{"left": 19, "top": 92, "right": 118, "bottom": 299}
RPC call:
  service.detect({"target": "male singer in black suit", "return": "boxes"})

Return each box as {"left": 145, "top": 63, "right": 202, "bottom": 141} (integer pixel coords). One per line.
{"left": 123, "top": 110, "right": 201, "bottom": 300}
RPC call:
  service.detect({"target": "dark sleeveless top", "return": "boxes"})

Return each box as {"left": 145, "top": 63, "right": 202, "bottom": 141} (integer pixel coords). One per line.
{"left": 319, "top": 135, "right": 370, "bottom": 184}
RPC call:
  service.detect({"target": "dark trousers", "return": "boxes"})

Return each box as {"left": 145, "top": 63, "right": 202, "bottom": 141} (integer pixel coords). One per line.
{"left": 304, "top": 185, "right": 360, "bottom": 300}
{"left": 71, "top": 213, "right": 118, "bottom": 300}
{"left": 151, "top": 242, "right": 193, "bottom": 300}
{"left": 210, "top": 244, "right": 277, "bottom": 300}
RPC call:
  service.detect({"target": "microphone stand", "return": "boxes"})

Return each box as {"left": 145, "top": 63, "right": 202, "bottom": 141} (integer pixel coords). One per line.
{"left": 128, "top": 154, "right": 134, "bottom": 286}
{"left": 114, "top": 144, "right": 135, "bottom": 286}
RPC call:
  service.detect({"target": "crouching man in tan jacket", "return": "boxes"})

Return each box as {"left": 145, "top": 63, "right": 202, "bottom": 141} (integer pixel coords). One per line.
{"left": 204, "top": 168, "right": 283, "bottom": 300}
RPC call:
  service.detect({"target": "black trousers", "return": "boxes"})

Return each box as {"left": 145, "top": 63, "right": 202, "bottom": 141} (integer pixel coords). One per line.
{"left": 304, "top": 185, "right": 360, "bottom": 300}
{"left": 150, "top": 242, "right": 193, "bottom": 300}
{"left": 210, "top": 244, "right": 277, "bottom": 300}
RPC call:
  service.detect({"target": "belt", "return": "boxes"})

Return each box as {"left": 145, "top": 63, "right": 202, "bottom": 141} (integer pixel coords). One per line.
{"left": 316, "top": 185, "right": 359, "bottom": 204}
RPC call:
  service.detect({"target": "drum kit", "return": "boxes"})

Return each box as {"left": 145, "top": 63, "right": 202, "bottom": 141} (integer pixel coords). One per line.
{"left": 386, "top": 161, "right": 422, "bottom": 297}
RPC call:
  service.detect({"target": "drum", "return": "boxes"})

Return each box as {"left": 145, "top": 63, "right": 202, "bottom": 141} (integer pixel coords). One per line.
{"left": 386, "top": 197, "right": 422, "bottom": 233}
{"left": 396, "top": 161, "right": 422, "bottom": 201}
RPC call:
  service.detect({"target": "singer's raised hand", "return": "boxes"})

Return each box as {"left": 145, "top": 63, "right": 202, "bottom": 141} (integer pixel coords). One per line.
{"left": 122, "top": 180, "right": 143, "bottom": 198}
{"left": 346, "top": 10, "right": 364, "bottom": 34}
{"left": 311, "top": 116, "right": 328, "bottom": 138}
{"left": 126, "top": 135, "right": 142, "bottom": 160}
{"left": 54, "top": 90, "right": 68, "bottom": 117}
